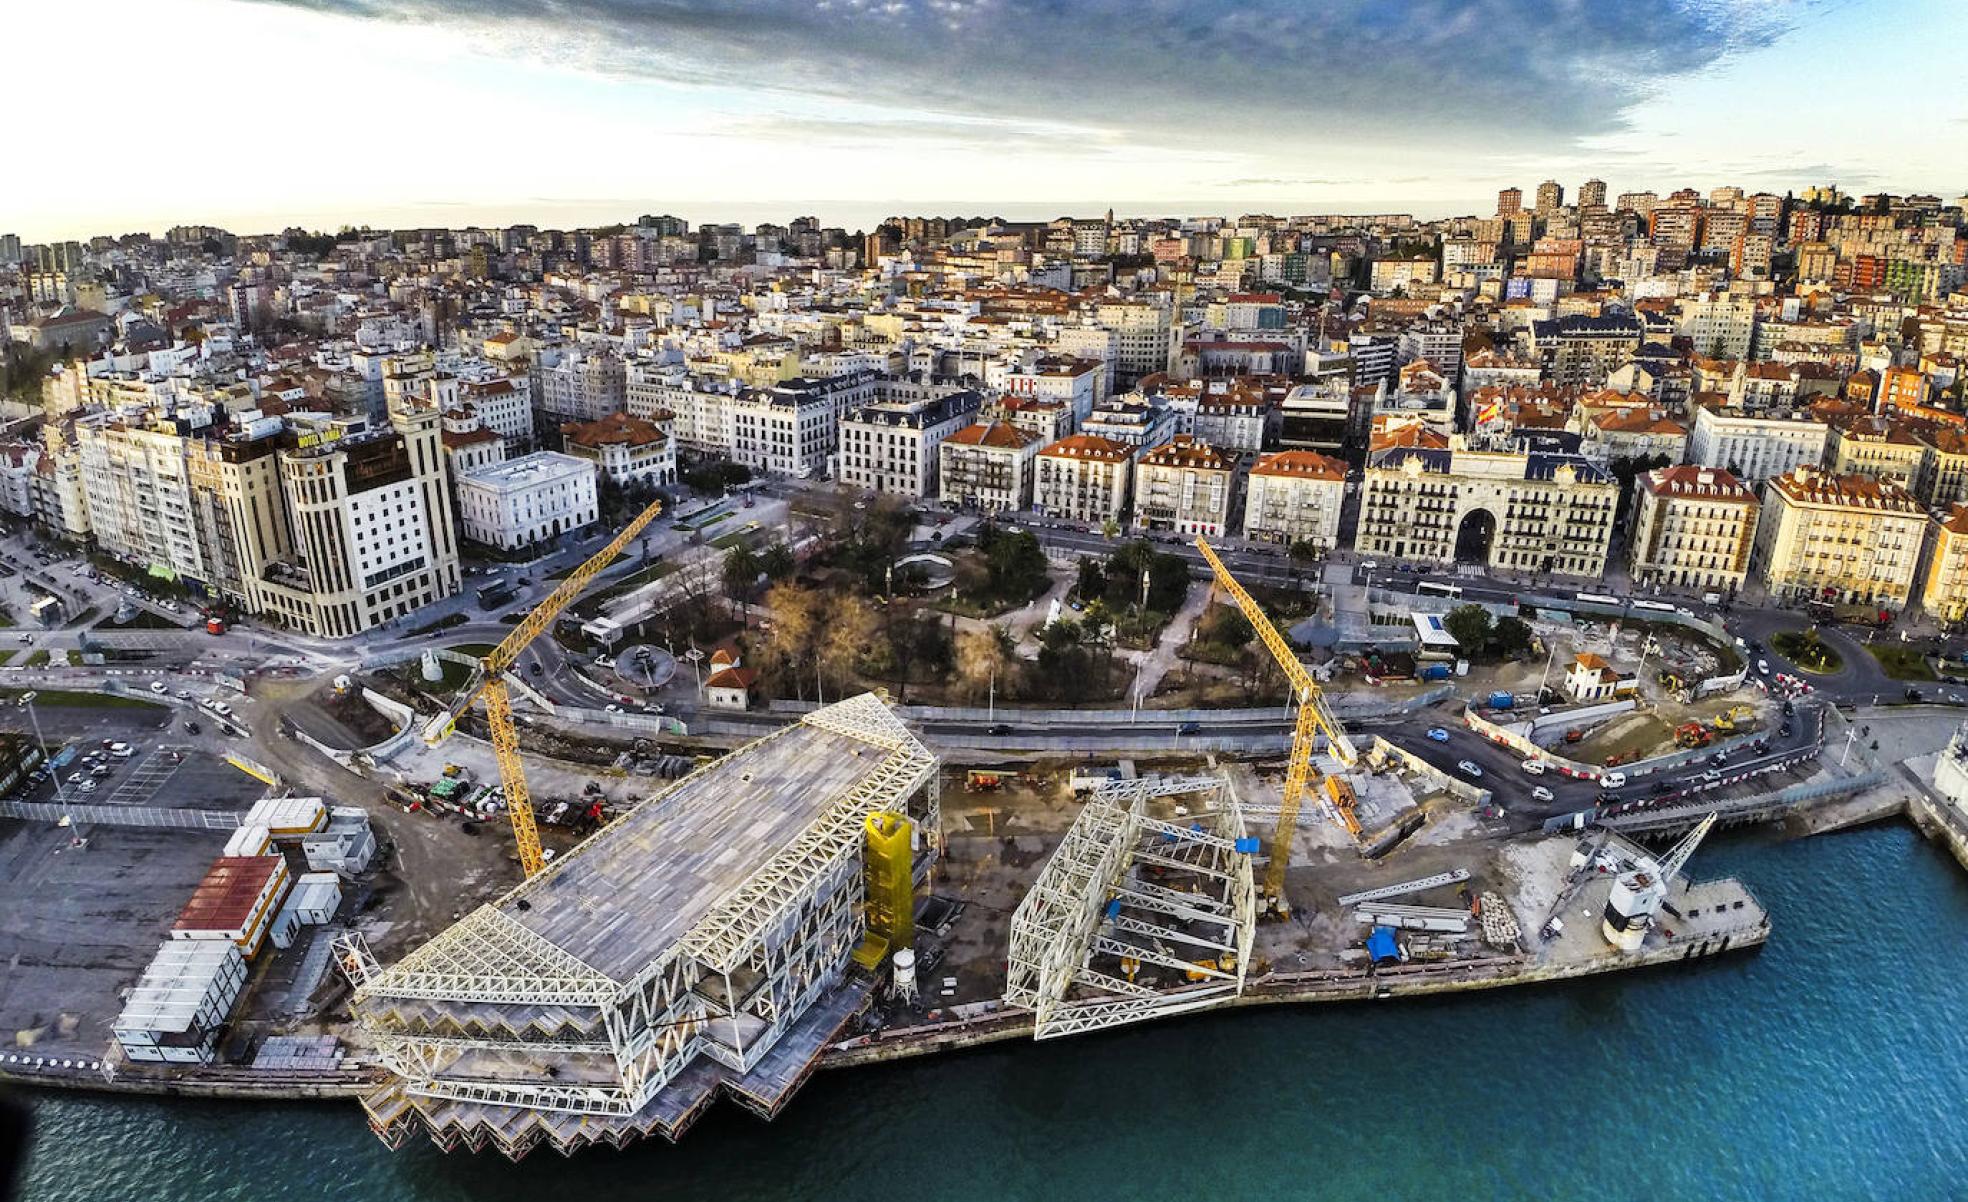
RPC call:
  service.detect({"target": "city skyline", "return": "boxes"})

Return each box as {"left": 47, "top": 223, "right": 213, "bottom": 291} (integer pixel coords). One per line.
{"left": 6, "top": 0, "right": 1965, "bottom": 241}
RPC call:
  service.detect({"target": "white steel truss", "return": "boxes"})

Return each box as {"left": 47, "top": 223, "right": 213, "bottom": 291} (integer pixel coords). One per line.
{"left": 343, "top": 693, "right": 939, "bottom": 1157}
{"left": 1004, "top": 774, "right": 1257, "bottom": 1040}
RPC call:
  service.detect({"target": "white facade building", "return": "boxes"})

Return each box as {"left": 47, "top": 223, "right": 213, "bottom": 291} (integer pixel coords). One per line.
{"left": 457, "top": 451, "right": 599, "bottom": 551}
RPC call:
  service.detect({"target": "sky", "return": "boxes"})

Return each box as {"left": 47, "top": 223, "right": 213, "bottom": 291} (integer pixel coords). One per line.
{"left": 5, "top": 0, "right": 1965, "bottom": 241}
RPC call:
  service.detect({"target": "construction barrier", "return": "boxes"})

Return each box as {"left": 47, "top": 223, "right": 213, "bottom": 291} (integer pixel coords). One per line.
{"left": 225, "top": 753, "right": 281, "bottom": 787}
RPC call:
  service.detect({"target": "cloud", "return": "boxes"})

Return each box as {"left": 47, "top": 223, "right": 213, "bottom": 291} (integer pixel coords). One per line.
{"left": 243, "top": 0, "right": 1818, "bottom": 156}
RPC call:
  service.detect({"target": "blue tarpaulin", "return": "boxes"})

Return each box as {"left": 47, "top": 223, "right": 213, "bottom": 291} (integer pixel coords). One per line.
{"left": 1366, "top": 926, "right": 1401, "bottom": 964}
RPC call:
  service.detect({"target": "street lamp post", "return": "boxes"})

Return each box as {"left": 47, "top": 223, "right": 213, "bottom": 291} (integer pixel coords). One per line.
{"left": 22, "top": 692, "right": 72, "bottom": 831}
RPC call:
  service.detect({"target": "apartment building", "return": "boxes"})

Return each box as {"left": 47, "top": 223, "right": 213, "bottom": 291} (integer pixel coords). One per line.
{"left": 938, "top": 421, "right": 1039, "bottom": 513}
{"left": 1133, "top": 436, "right": 1235, "bottom": 538}
{"left": 1916, "top": 424, "right": 1968, "bottom": 507}
{"left": 459, "top": 375, "right": 533, "bottom": 451}
{"left": 1032, "top": 434, "right": 1133, "bottom": 527}
{"left": 731, "top": 373, "right": 877, "bottom": 479}
{"left": 1678, "top": 293, "right": 1757, "bottom": 360}
{"left": 561, "top": 412, "right": 676, "bottom": 487}
{"left": 75, "top": 415, "right": 206, "bottom": 581}
{"left": 536, "top": 347, "right": 626, "bottom": 422}
{"left": 1754, "top": 466, "right": 1926, "bottom": 609}
{"left": 1920, "top": 504, "right": 1968, "bottom": 624}
{"left": 1003, "top": 355, "right": 1104, "bottom": 423}
{"left": 1825, "top": 415, "right": 1926, "bottom": 489}
{"left": 1628, "top": 465, "right": 1758, "bottom": 592}
{"left": 1089, "top": 300, "right": 1180, "bottom": 387}
{"left": 837, "top": 390, "right": 982, "bottom": 499}
{"left": 1688, "top": 403, "right": 1830, "bottom": 483}
{"left": 456, "top": 451, "right": 599, "bottom": 551}
{"left": 1191, "top": 381, "right": 1268, "bottom": 454}
{"left": 1242, "top": 450, "right": 1347, "bottom": 552}
{"left": 1529, "top": 314, "right": 1643, "bottom": 388}
{"left": 1355, "top": 442, "right": 1617, "bottom": 578}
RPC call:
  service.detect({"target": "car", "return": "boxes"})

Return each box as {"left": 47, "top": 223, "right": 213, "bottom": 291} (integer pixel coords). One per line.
{"left": 110, "top": 743, "right": 132, "bottom": 758}
{"left": 77, "top": 779, "right": 97, "bottom": 794}
{"left": 1650, "top": 778, "right": 1673, "bottom": 794}
{"left": 1425, "top": 727, "right": 1450, "bottom": 742}
{"left": 1359, "top": 561, "right": 1379, "bottom": 571}
{"left": 1757, "top": 659, "right": 1771, "bottom": 675}
{"left": 1601, "top": 770, "right": 1628, "bottom": 788}
{"left": 1906, "top": 686, "right": 1925, "bottom": 702}
{"left": 1782, "top": 699, "right": 1795, "bottom": 716}
{"left": 1530, "top": 786, "right": 1555, "bottom": 803}
{"left": 1700, "top": 769, "right": 1722, "bottom": 783}
{"left": 1455, "top": 760, "right": 1484, "bottom": 778}
{"left": 176, "top": 689, "right": 193, "bottom": 700}
{"left": 184, "top": 720, "right": 201, "bottom": 735}
{"left": 1595, "top": 790, "right": 1620, "bottom": 804}
{"left": 529, "top": 662, "right": 544, "bottom": 675}
{"left": 1520, "top": 759, "right": 1547, "bottom": 775}
{"left": 14, "top": 634, "right": 27, "bottom": 645}
{"left": 988, "top": 722, "right": 1013, "bottom": 737}
{"left": 149, "top": 681, "right": 167, "bottom": 694}
{"left": 1779, "top": 723, "right": 1792, "bottom": 738}
{"left": 604, "top": 703, "right": 623, "bottom": 713}
{"left": 1177, "top": 721, "right": 1201, "bottom": 736}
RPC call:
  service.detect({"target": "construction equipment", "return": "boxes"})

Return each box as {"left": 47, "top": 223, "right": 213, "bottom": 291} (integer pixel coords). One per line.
{"left": 1195, "top": 538, "right": 1360, "bottom": 913}
{"left": 1674, "top": 721, "right": 1713, "bottom": 749}
{"left": 1712, "top": 703, "right": 1755, "bottom": 732}
{"left": 459, "top": 497, "right": 666, "bottom": 877}
{"left": 1602, "top": 813, "right": 1716, "bottom": 951}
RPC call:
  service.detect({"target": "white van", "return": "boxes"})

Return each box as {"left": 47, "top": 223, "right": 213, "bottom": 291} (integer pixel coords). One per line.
{"left": 1520, "top": 759, "right": 1547, "bottom": 775}
{"left": 1600, "top": 770, "right": 1628, "bottom": 789}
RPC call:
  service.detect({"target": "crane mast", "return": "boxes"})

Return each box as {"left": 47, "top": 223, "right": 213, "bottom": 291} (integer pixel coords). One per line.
{"left": 1194, "top": 538, "right": 1360, "bottom": 914}
{"left": 461, "top": 496, "right": 666, "bottom": 877}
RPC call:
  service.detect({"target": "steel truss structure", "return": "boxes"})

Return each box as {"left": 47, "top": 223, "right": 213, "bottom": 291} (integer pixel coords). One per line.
{"left": 341, "top": 693, "right": 938, "bottom": 1158}
{"left": 1004, "top": 775, "right": 1257, "bottom": 1040}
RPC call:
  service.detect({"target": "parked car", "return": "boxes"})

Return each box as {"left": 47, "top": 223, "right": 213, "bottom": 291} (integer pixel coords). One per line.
{"left": 1425, "top": 727, "right": 1450, "bottom": 743}
{"left": 1455, "top": 760, "right": 1484, "bottom": 778}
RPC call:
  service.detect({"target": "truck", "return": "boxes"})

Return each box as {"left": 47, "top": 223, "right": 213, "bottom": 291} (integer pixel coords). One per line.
{"left": 1419, "top": 662, "right": 1453, "bottom": 682}
{"left": 1486, "top": 691, "right": 1515, "bottom": 710}
{"left": 477, "top": 581, "right": 518, "bottom": 611}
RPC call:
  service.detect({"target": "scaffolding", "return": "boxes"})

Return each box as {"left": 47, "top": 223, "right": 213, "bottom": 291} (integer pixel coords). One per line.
{"left": 1004, "top": 775, "right": 1257, "bottom": 1040}
{"left": 343, "top": 693, "right": 938, "bottom": 1158}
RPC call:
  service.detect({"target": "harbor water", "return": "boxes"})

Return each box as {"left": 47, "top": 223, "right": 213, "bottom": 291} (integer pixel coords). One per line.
{"left": 13, "top": 823, "right": 1968, "bottom": 1201}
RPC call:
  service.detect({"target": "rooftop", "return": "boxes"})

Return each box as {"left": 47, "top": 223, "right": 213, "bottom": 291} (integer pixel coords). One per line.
{"left": 459, "top": 450, "right": 595, "bottom": 490}
{"left": 363, "top": 695, "right": 934, "bottom": 992}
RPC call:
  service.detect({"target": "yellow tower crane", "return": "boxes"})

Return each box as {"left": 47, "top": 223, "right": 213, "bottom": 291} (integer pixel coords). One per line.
{"left": 458, "top": 497, "right": 666, "bottom": 877}
{"left": 1195, "top": 538, "right": 1361, "bottom": 913}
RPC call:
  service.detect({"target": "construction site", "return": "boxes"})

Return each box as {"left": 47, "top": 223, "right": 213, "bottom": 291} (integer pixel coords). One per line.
{"left": 307, "top": 527, "right": 1773, "bottom": 1160}
{"left": 0, "top": 496, "right": 1807, "bottom": 1166}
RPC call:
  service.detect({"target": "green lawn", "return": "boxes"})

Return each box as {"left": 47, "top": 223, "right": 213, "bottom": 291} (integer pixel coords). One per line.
{"left": 0, "top": 687, "right": 165, "bottom": 711}
{"left": 446, "top": 643, "right": 499, "bottom": 660}
{"left": 22, "top": 651, "right": 48, "bottom": 668}
{"left": 1772, "top": 630, "right": 1843, "bottom": 674}
{"left": 575, "top": 560, "right": 679, "bottom": 615}
{"left": 1866, "top": 644, "right": 1937, "bottom": 682}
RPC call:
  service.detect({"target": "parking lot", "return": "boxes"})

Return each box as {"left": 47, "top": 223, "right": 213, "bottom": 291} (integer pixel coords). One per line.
{"left": 0, "top": 745, "right": 273, "bottom": 1058}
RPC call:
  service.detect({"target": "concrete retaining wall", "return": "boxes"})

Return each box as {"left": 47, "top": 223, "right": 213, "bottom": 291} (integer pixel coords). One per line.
{"left": 1370, "top": 735, "right": 1492, "bottom": 805}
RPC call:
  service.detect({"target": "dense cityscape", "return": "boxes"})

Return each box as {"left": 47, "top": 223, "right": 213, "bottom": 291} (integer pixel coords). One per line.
{"left": 6, "top": 182, "right": 1968, "bottom": 622}
{"left": 1, "top": 1, "right": 1966, "bottom": 1198}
